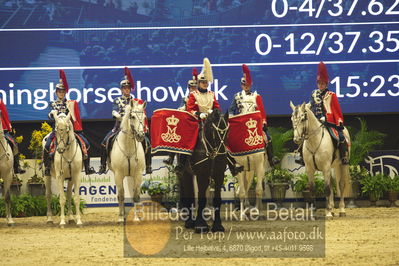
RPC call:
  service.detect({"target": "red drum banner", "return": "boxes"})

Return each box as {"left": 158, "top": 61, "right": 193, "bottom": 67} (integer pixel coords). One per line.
{"left": 227, "top": 111, "right": 265, "bottom": 156}
{"left": 151, "top": 109, "right": 199, "bottom": 155}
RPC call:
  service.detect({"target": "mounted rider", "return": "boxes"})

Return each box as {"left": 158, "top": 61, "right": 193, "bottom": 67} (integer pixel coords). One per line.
{"left": 177, "top": 57, "right": 242, "bottom": 176}
{"left": 296, "top": 62, "right": 349, "bottom": 165}
{"left": 229, "top": 64, "right": 280, "bottom": 166}
{"left": 0, "top": 98, "right": 25, "bottom": 174}
{"left": 43, "top": 70, "right": 96, "bottom": 176}
{"left": 98, "top": 67, "right": 152, "bottom": 174}
{"left": 163, "top": 68, "right": 199, "bottom": 166}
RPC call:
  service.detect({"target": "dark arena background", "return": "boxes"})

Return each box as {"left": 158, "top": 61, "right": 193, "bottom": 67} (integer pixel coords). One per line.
{"left": 0, "top": 0, "right": 399, "bottom": 265}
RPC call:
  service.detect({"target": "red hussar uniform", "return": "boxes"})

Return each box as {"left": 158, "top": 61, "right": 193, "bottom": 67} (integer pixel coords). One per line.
{"left": 0, "top": 99, "right": 12, "bottom": 132}
{"left": 309, "top": 61, "right": 349, "bottom": 165}
{"left": 43, "top": 70, "right": 96, "bottom": 176}
{"left": 186, "top": 90, "right": 221, "bottom": 117}
{"left": 98, "top": 67, "right": 152, "bottom": 174}
{"left": 0, "top": 99, "right": 25, "bottom": 174}
{"left": 228, "top": 64, "right": 279, "bottom": 166}
{"left": 176, "top": 58, "right": 242, "bottom": 176}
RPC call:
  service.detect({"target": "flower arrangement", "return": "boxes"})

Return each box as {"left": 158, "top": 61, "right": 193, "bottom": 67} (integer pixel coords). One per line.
{"left": 29, "top": 122, "right": 52, "bottom": 159}
{"left": 141, "top": 180, "right": 170, "bottom": 196}
{"left": 28, "top": 122, "right": 52, "bottom": 180}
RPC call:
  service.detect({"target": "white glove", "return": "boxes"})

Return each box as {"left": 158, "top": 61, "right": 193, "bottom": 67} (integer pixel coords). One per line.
{"left": 49, "top": 110, "right": 58, "bottom": 119}
{"left": 199, "top": 113, "right": 207, "bottom": 119}
{"left": 112, "top": 111, "right": 122, "bottom": 120}
{"left": 320, "top": 116, "right": 326, "bottom": 122}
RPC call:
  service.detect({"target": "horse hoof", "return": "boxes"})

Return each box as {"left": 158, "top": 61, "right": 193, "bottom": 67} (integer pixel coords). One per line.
{"left": 60, "top": 224, "right": 65, "bottom": 229}
{"left": 77, "top": 224, "right": 83, "bottom": 228}
{"left": 7, "top": 223, "right": 15, "bottom": 227}
{"left": 339, "top": 212, "right": 346, "bottom": 217}
{"left": 326, "top": 215, "right": 333, "bottom": 220}
{"left": 46, "top": 221, "right": 54, "bottom": 225}
{"left": 211, "top": 223, "right": 225, "bottom": 232}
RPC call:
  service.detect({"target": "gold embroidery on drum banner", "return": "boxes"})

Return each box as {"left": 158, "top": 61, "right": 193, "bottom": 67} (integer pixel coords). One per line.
{"left": 161, "top": 115, "right": 181, "bottom": 143}
{"left": 244, "top": 118, "right": 263, "bottom": 146}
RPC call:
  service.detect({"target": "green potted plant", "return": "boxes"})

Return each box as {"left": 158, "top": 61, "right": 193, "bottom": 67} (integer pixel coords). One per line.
{"left": 265, "top": 168, "right": 294, "bottom": 207}
{"left": 385, "top": 175, "right": 399, "bottom": 207}
{"left": 349, "top": 166, "right": 370, "bottom": 198}
{"left": 141, "top": 180, "right": 170, "bottom": 204}
{"left": 348, "top": 118, "right": 385, "bottom": 206}
{"left": 360, "top": 173, "right": 387, "bottom": 206}
{"left": 27, "top": 174, "right": 45, "bottom": 197}
{"left": 268, "top": 126, "right": 293, "bottom": 165}
{"left": 292, "top": 173, "right": 326, "bottom": 204}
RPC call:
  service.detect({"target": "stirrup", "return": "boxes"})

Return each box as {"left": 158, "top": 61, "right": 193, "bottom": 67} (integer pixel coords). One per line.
{"left": 295, "top": 157, "right": 305, "bottom": 166}
{"left": 44, "top": 168, "right": 51, "bottom": 176}
{"left": 98, "top": 165, "right": 107, "bottom": 174}
{"left": 14, "top": 167, "right": 26, "bottom": 174}
{"left": 174, "top": 164, "right": 184, "bottom": 176}
{"left": 145, "top": 166, "right": 153, "bottom": 174}
{"left": 163, "top": 157, "right": 174, "bottom": 165}
{"left": 271, "top": 156, "right": 280, "bottom": 166}
{"left": 230, "top": 165, "right": 243, "bottom": 176}
{"left": 85, "top": 167, "right": 96, "bottom": 175}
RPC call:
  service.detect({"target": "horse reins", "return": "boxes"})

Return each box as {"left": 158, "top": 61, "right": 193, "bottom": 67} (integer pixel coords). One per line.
{"left": 55, "top": 121, "right": 78, "bottom": 179}
{"left": 116, "top": 109, "right": 145, "bottom": 176}
{"left": 294, "top": 109, "right": 325, "bottom": 171}
{"left": 194, "top": 116, "right": 229, "bottom": 166}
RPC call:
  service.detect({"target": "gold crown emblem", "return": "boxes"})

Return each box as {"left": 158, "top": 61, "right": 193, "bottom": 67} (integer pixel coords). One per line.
{"left": 246, "top": 118, "right": 257, "bottom": 129}
{"left": 166, "top": 115, "right": 179, "bottom": 126}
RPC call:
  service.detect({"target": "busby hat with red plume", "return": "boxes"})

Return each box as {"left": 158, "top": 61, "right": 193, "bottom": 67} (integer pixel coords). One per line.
{"left": 241, "top": 64, "right": 252, "bottom": 86}
{"left": 197, "top": 58, "right": 213, "bottom": 83}
{"left": 56, "top": 70, "right": 69, "bottom": 92}
{"left": 188, "top": 68, "right": 198, "bottom": 87}
{"left": 317, "top": 61, "right": 329, "bottom": 83}
{"left": 120, "top": 67, "right": 135, "bottom": 91}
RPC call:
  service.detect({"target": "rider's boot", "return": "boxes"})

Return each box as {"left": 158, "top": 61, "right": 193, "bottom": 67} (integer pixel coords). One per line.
{"left": 84, "top": 156, "right": 96, "bottom": 175}
{"left": 163, "top": 153, "right": 175, "bottom": 165}
{"left": 13, "top": 154, "right": 26, "bottom": 174}
{"left": 43, "top": 150, "right": 51, "bottom": 176}
{"left": 98, "top": 146, "right": 108, "bottom": 174}
{"left": 265, "top": 142, "right": 280, "bottom": 167}
{"left": 339, "top": 141, "right": 349, "bottom": 165}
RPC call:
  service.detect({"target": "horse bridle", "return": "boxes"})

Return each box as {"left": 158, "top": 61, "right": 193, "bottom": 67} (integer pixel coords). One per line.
{"left": 293, "top": 108, "right": 322, "bottom": 143}
{"left": 202, "top": 115, "right": 229, "bottom": 159}
{"left": 120, "top": 110, "right": 145, "bottom": 142}
{"left": 293, "top": 109, "right": 309, "bottom": 143}
{"left": 55, "top": 122, "right": 74, "bottom": 154}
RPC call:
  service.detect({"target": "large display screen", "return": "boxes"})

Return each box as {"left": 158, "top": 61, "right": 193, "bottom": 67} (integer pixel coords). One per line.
{"left": 0, "top": 0, "right": 398, "bottom": 121}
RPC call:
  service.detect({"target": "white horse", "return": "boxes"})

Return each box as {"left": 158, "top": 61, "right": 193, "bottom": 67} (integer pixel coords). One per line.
{"left": 231, "top": 112, "right": 269, "bottom": 220}
{"left": 290, "top": 101, "right": 351, "bottom": 218}
{"left": 43, "top": 111, "right": 83, "bottom": 227}
{"left": 0, "top": 113, "right": 14, "bottom": 226}
{"left": 109, "top": 100, "right": 146, "bottom": 223}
